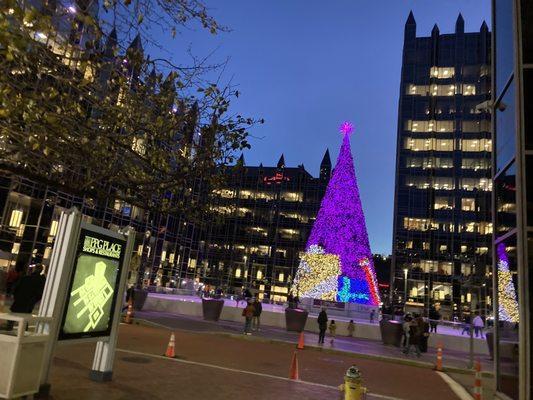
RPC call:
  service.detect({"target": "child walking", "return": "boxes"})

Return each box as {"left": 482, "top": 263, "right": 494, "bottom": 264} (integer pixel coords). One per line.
{"left": 329, "top": 320, "right": 337, "bottom": 345}
{"left": 347, "top": 320, "right": 355, "bottom": 337}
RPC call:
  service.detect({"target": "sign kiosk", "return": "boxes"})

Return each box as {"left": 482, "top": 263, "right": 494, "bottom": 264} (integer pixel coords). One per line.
{"left": 36, "top": 208, "right": 134, "bottom": 394}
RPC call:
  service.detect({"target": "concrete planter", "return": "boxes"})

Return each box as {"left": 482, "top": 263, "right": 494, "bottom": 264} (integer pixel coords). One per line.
{"left": 285, "top": 308, "right": 308, "bottom": 332}
{"left": 202, "top": 298, "right": 225, "bottom": 322}
{"left": 133, "top": 288, "right": 149, "bottom": 311}
{"left": 380, "top": 319, "right": 403, "bottom": 347}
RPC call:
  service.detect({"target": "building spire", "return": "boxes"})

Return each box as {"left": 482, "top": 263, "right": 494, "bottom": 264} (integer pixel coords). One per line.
{"left": 277, "top": 154, "right": 285, "bottom": 169}
{"left": 431, "top": 24, "right": 440, "bottom": 36}
{"left": 320, "top": 148, "right": 332, "bottom": 181}
{"left": 455, "top": 13, "right": 464, "bottom": 34}
{"left": 405, "top": 10, "right": 416, "bottom": 26}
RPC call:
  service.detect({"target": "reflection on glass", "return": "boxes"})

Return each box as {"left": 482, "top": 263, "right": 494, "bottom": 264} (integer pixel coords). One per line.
{"left": 495, "top": 163, "right": 517, "bottom": 236}
{"left": 493, "top": 237, "right": 519, "bottom": 399}
{"left": 495, "top": 0, "right": 514, "bottom": 94}
{"left": 496, "top": 82, "right": 516, "bottom": 173}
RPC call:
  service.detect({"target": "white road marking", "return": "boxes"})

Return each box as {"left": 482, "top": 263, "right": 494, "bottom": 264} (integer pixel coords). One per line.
{"left": 116, "top": 348, "right": 406, "bottom": 400}
{"left": 437, "top": 371, "right": 474, "bottom": 400}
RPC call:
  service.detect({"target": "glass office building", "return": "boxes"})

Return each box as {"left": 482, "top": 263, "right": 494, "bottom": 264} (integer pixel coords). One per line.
{"left": 492, "top": 1, "right": 532, "bottom": 398}
{"left": 391, "top": 13, "right": 492, "bottom": 319}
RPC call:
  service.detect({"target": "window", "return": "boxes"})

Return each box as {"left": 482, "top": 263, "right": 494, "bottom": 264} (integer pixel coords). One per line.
{"left": 430, "top": 84, "right": 458, "bottom": 96}
{"left": 461, "top": 198, "right": 476, "bottom": 211}
{"left": 422, "top": 242, "right": 430, "bottom": 250}
{"left": 461, "top": 139, "right": 492, "bottom": 152}
{"left": 434, "top": 196, "right": 453, "bottom": 210}
{"left": 405, "top": 157, "right": 453, "bottom": 169}
{"left": 462, "top": 120, "right": 490, "bottom": 132}
{"left": 462, "top": 84, "right": 476, "bottom": 95}
{"left": 462, "top": 158, "right": 490, "bottom": 170}
{"left": 433, "top": 177, "right": 454, "bottom": 190}
{"left": 403, "top": 217, "right": 431, "bottom": 231}
{"left": 439, "top": 244, "right": 448, "bottom": 252}
{"left": 461, "top": 178, "right": 492, "bottom": 191}
{"left": 406, "top": 84, "right": 429, "bottom": 96}
{"left": 404, "top": 138, "right": 454, "bottom": 151}
{"left": 405, "top": 120, "right": 454, "bottom": 133}
{"left": 461, "top": 245, "right": 468, "bottom": 253}
{"left": 430, "top": 66, "right": 455, "bottom": 79}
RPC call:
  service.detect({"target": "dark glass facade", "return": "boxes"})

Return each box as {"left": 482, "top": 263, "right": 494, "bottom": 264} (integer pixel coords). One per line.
{"left": 492, "top": 1, "right": 533, "bottom": 398}
{"left": 391, "top": 13, "right": 492, "bottom": 319}
{"left": 191, "top": 154, "right": 330, "bottom": 301}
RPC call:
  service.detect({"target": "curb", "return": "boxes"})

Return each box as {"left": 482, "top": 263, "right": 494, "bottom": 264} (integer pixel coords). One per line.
{"left": 131, "top": 318, "right": 479, "bottom": 374}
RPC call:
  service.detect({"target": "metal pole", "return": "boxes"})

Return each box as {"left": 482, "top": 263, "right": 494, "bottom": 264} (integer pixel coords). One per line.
{"left": 469, "top": 295, "right": 474, "bottom": 369}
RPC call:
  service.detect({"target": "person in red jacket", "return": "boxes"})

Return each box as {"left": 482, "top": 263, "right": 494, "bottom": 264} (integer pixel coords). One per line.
{"left": 242, "top": 301, "right": 255, "bottom": 335}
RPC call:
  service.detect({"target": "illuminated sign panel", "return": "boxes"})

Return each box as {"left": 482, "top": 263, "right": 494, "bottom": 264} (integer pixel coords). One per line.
{"left": 59, "top": 228, "right": 126, "bottom": 340}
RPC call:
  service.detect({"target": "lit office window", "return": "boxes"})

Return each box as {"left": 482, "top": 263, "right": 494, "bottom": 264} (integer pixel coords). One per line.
{"left": 462, "top": 84, "right": 476, "bottom": 95}
{"left": 235, "top": 268, "right": 241, "bottom": 278}
{"left": 9, "top": 209, "right": 23, "bottom": 228}
{"left": 434, "top": 196, "right": 454, "bottom": 210}
{"left": 461, "top": 198, "right": 476, "bottom": 211}
{"left": 461, "top": 138, "right": 492, "bottom": 152}
{"left": 461, "top": 178, "right": 492, "bottom": 191}
{"left": 430, "top": 66, "right": 455, "bottom": 78}
{"left": 461, "top": 158, "right": 490, "bottom": 170}
{"left": 406, "top": 84, "right": 429, "bottom": 96}
{"left": 49, "top": 220, "right": 59, "bottom": 237}
{"left": 278, "top": 273, "right": 284, "bottom": 282}
{"left": 256, "top": 270, "right": 263, "bottom": 280}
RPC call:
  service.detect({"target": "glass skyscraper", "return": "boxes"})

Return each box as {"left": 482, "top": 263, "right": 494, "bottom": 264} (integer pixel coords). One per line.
{"left": 391, "top": 13, "right": 492, "bottom": 319}
{"left": 492, "top": 1, "right": 532, "bottom": 398}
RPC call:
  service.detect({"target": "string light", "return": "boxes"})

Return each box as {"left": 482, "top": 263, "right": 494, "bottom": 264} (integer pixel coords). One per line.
{"left": 294, "top": 245, "right": 340, "bottom": 301}
{"left": 300, "top": 128, "right": 380, "bottom": 305}
{"left": 496, "top": 243, "right": 519, "bottom": 323}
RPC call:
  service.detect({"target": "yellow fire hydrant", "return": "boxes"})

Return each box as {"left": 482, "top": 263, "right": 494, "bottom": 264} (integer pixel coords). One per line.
{"left": 338, "top": 365, "right": 367, "bottom": 400}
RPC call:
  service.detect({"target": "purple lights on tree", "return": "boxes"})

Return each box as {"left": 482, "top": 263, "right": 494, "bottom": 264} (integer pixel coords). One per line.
{"left": 302, "top": 127, "right": 380, "bottom": 305}
{"left": 339, "top": 121, "right": 354, "bottom": 136}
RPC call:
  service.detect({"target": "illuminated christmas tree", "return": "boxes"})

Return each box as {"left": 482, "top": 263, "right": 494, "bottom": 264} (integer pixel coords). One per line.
{"left": 295, "top": 122, "right": 380, "bottom": 305}
{"left": 496, "top": 243, "right": 519, "bottom": 323}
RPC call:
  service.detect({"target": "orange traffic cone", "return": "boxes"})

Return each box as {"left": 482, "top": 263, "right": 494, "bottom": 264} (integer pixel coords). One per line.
{"left": 473, "top": 359, "right": 483, "bottom": 400}
{"left": 125, "top": 299, "right": 134, "bottom": 324}
{"left": 289, "top": 351, "right": 299, "bottom": 380}
{"left": 165, "top": 333, "right": 176, "bottom": 358}
{"left": 435, "top": 343, "right": 443, "bottom": 371}
{"left": 297, "top": 332, "right": 305, "bottom": 350}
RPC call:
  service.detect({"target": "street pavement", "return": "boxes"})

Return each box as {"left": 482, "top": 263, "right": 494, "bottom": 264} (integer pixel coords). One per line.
{"left": 46, "top": 321, "right": 465, "bottom": 400}
{"left": 136, "top": 309, "right": 493, "bottom": 372}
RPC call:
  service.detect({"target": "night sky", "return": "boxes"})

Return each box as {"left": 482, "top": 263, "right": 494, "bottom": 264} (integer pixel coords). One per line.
{"left": 155, "top": 0, "right": 491, "bottom": 254}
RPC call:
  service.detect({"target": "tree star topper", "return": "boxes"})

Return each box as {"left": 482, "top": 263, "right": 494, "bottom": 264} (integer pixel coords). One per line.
{"left": 339, "top": 121, "right": 354, "bottom": 136}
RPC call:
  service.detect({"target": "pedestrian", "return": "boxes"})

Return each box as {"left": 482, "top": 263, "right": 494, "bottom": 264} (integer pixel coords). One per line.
{"left": 329, "top": 319, "right": 336, "bottom": 344}
{"left": 317, "top": 307, "right": 328, "bottom": 344}
{"left": 5, "top": 267, "right": 21, "bottom": 296}
{"left": 461, "top": 314, "right": 471, "bottom": 335}
{"left": 347, "top": 320, "right": 355, "bottom": 337}
{"left": 418, "top": 316, "right": 430, "bottom": 353}
{"left": 369, "top": 309, "right": 375, "bottom": 323}
{"left": 6, "top": 264, "right": 46, "bottom": 330}
{"left": 122, "top": 284, "right": 135, "bottom": 311}
{"left": 252, "top": 297, "right": 262, "bottom": 331}
{"left": 402, "top": 315, "right": 412, "bottom": 349}
{"left": 242, "top": 301, "right": 255, "bottom": 335}
{"left": 287, "top": 293, "right": 295, "bottom": 309}
{"left": 473, "top": 312, "right": 485, "bottom": 338}
{"left": 429, "top": 306, "right": 440, "bottom": 333}
{"left": 403, "top": 316, "right": 421, "bottom": 357}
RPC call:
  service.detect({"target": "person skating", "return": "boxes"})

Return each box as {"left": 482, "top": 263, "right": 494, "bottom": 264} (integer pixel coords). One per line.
{"left": 461, "top": 314, "right": 471, "bottom": 335}
{"left": 242, "top": 301, "right": 255, "bottom": 335}
{"left": 429, "top": 306, "right": 441, "bottom": 333}
{"left": 329, "top": 319, "right": 336, "bottom": 345}
{"left": 347, "top": 320, "right": 355, "bottom": 337}
{"left": 317, "top": 308, "right": 328, "bottom": 344}
{"left": 473, "top": 312, "right": 485, "bottom": 338}
{"left": 252, "top": 298, "right": 262, "bottom": 331}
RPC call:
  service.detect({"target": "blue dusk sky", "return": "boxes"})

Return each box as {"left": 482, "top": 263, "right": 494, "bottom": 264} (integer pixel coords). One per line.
{"left": 153, "top": 1, "right": 491, "bottom": 254}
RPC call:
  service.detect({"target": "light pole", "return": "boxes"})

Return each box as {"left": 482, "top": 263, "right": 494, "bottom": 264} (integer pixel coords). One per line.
{"left": 403, "top": 268, "right": 408, "bottom": 303}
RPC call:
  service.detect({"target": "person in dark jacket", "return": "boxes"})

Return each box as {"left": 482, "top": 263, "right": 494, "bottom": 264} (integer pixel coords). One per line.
{"left": 403, "top": 316, "right": 421, "bottom": 357}
{"left": 429, "top": 307, "right": 441, "bottom": 333}
{"left": 317, "top": 308, "right": 328, "bottom": 344}
{"left": 6, "top": 264, "right": 46, "bottom": 330}
{"left": 242, "top": 301, "right": 255, "bottom": 335}
{"left": 252, "top": 298, "right": 262, "bottom": 331}
{"left": 418, "top": 316, "right": 430, "bottom": 353}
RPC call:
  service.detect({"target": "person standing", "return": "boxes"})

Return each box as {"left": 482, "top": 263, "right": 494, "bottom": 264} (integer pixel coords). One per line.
{"left": 317, "top": 308, "right": 328, "bottom": 344}
{"left": 429, "top": 307, "right": 441, "bottom": 333}
{"left": 242, "top": 301, "right": 255, "bottom": 335}
{"left": 402, "top": 315, "right": 412, "bottom": 349}
{"left": 403, "top": 316, "right": 421, "bottom": 357}
{"left": 328, "top": 320, "right": 337, "bottom": 345}
{"left": 6, "top": 264, "right": 46, "bottom": 330}
{"left": 369, "top": 309, "right": 375, "bottom": 323}
{"left": 473, "top": 312, "right": 485, "bottom": 338}
{"left": 347, "top": 320, "right": 355, "bottom": 337}
{"left": 252, "top": 298, "right": 262, "bottom": 331}
{"left": 418, "top": 316, "right": 430, "bottom": 353}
